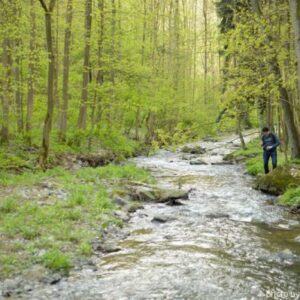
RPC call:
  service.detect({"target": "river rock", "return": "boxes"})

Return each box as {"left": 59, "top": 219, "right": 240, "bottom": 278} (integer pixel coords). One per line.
{"left": 151, "top": 214, "right": 176, "bottom": 223}
{"left": 114, "top": 210, "right": 130, "bottom": 222}
{"left": 125, "top": 202, "right": 144, "bottom": 213}
{"left": 223, "top": 153, "right": 234, "bottom": 161}
{"left": 76, "top": 151, "right": 115, "bottom": 167}
{"left": 166, "top": 199, "right": 184, "bottom": 206}
{"left": 294, "top": 236, "right": 300, "bottom": 243}
{"left": 205, "top": 213, "right": 230, "bottom": 219}
{"left": 181, "top": 145, "right": 206, "bottom": 155}
{"left": 22, "top": 265, "right": 48, "bottom": 282}
{"left": 275, "top": 249, "right": 295, "bottom": 263}
{"left": 254, "top": 166, "right": 300, "bottom": 196}
{"left": 1, "top": 278, "right": 23, "bottom": 297}
{"left": 190, "top": 159, "right": 207, "bottom": 165}
{"left": 202, "top": 135, "right": 218, "bottom": 142}
{"left": 41, "top": 273, "right": 62, "bottom": 285}
{"left": 93, "top": 241, "right": 121, "bottom": 253}
{"left": 112, "top": 196, "right": 129, "bottom": 207}
{"left": 127, "top": 184, "right": 189, "bottom": 203}
{"left": 182, "top": 154, "right": 198, "bottom": 160}
{"left": 211, "top": 161, "right": 234, "bottom": 165}
{"left": 290, "top": 204, "right": 300, "bottom": 214}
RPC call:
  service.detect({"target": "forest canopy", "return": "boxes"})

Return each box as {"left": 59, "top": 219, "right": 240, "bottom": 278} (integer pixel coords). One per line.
{"left": 0, "top": 0, "right": 300, "bottom": 166}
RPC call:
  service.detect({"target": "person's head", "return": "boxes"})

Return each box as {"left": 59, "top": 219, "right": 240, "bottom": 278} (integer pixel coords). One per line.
{"left": 262, "top": 126, "right": 270, "bottom": 136}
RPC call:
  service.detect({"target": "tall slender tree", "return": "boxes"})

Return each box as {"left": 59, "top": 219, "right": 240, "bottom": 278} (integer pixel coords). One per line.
{"left": 58, "top": 0, "right": 73, "bottom": 142}
{"left": 26, "top": 0, "right": 37, "bottom": 144}
{"left": 38, "top": 0, "right": 57, "bottom": 167}
{"left": 77, "top": 0, "right": 92, "bottom": 131}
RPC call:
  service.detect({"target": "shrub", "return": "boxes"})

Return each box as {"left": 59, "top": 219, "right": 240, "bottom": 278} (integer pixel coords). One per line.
{"left": 41, "top": 250, "right": 71, "bottom": 273}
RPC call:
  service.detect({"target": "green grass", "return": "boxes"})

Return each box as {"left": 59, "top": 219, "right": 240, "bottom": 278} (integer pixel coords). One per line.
{"left": 0, "top": 162, "right": 153, "bottom": 279}
{"left": 278, "top": 186, "right": 300, "bottom": 206}
{"left": 79, "top": 242, "right": 93, "bottom": 256}
{"left": 40, "top": 250, "right": 72, "bottom": 273}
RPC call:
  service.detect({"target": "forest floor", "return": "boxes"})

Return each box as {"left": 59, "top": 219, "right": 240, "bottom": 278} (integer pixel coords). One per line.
{"left": 0, "top": 164, "right": 153, "bottom": 280}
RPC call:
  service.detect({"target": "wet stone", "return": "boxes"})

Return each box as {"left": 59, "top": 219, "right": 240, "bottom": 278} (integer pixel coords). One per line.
{"left": 205, "top": 213, "right": 230, "bottom": 219}
{"left": 93, "top": 241, "right": 121, "bottom": 253}
{"left": 189, "top": 159, "right": 207, "bottom": 165}
{"left": 151, "top": 215, "right": 176, "bottom": 223}
{"left": 290, "top": 204, "right": 300, "bottom": 214}
{"left": 211, "top": 161, "right": 234, "bottom": 165}
{"left": 41, "top": 273, "right": 62, "bottom": 285}
{"left": 166, "top": 199, "right": 184, "bottom": 206}
{"left": 112, "top": 196, "right": 129, "bottom": 207}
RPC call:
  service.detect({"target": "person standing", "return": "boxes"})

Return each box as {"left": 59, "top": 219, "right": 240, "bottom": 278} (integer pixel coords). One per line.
{"left": 261, "top": 127, "right": 280, "bottom": 174}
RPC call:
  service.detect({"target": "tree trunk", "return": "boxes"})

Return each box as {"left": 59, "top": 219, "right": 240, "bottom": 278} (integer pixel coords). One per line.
{"left": 14, "top": 19, "right": 24, "bottom": 133}
{"left": 289, "top": 0, "right": 300, "bottom": 106}
{"left": 192, "top": 0, "right": 197, "bottom": 103}
{"left": 277, "top": 74, "right": 300, "bottom": 158}
{"left": 38, "top": 0, "right": 57, "bottom": 168}
{"left": 237, "top": 114, "right": 246, "bottom": 150}
{"left": 26, "top": 0, "right": 36, "bottom": 144}
{"left": 95, "top": 0, "right": 105, "bottom": 124}
{"left": 108, "top": 0, "right": 116, "bottom": 125}
{"left": 77, "top": 0, "right": 92, "bottom": 130}
{"left": 58, "top": 0, "right": 72, "bottom": 142}
{"left": 89, "top": 0, "right": 105, "bottom": 149}
{"left": 203, "top": 0, "right": 208, "bottom": 103}
{"left": 251, "top": 0, "right": 300, "bottom": 158}
{"left": 54, "top": 1, "right": 60, "bottom": 126}
{"left": 1, "top": 38, "right": 12, "bottom": 144}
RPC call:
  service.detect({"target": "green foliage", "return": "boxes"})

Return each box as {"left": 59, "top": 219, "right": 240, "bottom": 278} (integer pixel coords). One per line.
{"left": 0, "top": 151, "right": 30, "bottom": 171}
{"left": 40, "top": 250, "right": 71, "bottom": 273}
{"left": 279, "top": 186, "right": 300, "bottom": 206}
{"left": 0, "top": 162, "right": 152, "bottom": 278}
{"left": 0, "top": 0, "right": 220, "bottom": 162}
{"left": 96, "top": 127, "right": 141, "bottom": 159}
{"left": 233, "top": 139, "right": 262, "bottom": 158}
{"left": 0, "top": 197, "right": 18, "bottom": 214}
{"left": 79, "top": 242, "right": 93, "bottom": 256}
{"left": 0, "top": 254, "right": 25, "bottom": 279}
{"left": 245, "top": 157, "right": 264, "bottom": 176}
{"left": 75, "top": 163, "right": 154, "bottom": 183}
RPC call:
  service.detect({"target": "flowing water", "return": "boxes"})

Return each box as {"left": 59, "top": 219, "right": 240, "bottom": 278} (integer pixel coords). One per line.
{"left": 23, "top": 133, "right": 300, "bottom": 300}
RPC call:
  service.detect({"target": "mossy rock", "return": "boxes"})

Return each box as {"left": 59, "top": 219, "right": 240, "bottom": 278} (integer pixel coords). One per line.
{"left": 181, "top": 145, "right": 206, "bottom": 155}
{"left": 223, "top": 153, "right": 234, "bottom": 161}
{"left": 126, "top": 184, "right": 189, "bottom": 203}
{"left": 254, "top": 166, "right": 300, "bottom": 195}
{"left": 77, "top": 151, "right": 115, "bottom": 167}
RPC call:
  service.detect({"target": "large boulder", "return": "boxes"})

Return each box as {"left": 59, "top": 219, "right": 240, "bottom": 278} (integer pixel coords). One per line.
{"left": 125, "top": 183, "right": 189, "bottom": 203}
{"left": 254, "top": 166, "right": 300, "bottom": 195}
{"left": 181, "top": 145, "right": 206, "bottom": 155}
{"left": 77, "top": 150, "right": 115, "bottom": 167}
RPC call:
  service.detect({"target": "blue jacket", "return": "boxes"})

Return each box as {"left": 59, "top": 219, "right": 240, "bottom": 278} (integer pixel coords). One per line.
{"left": 262, "top": 133, "right": 280, "bottom": 151}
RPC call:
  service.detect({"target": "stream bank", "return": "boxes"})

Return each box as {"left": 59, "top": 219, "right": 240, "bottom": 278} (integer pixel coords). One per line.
{"left": 1, "top": 131, "right": 300, "bottom": 299}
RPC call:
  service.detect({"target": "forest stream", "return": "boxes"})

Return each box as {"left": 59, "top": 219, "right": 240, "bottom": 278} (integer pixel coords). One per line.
{"left": 18, "top": 133, "right": 300, "bottom": 300}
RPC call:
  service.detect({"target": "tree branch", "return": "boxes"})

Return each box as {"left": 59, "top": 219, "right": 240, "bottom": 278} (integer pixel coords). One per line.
{"left": 49, "top": 0, "right": 57, "bottom": 12}
{"left": 38, "top": 0, "right": 48, "bottom": 12}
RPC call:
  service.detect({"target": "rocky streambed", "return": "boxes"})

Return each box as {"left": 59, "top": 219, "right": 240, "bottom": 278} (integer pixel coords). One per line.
{"left": 2, "top": 132, "right": 300, "bottom": 300}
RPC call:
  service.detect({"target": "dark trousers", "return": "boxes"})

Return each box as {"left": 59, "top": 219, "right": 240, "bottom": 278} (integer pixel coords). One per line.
{"left": 263, "top": 150, "right": 277, "bottom": 174}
